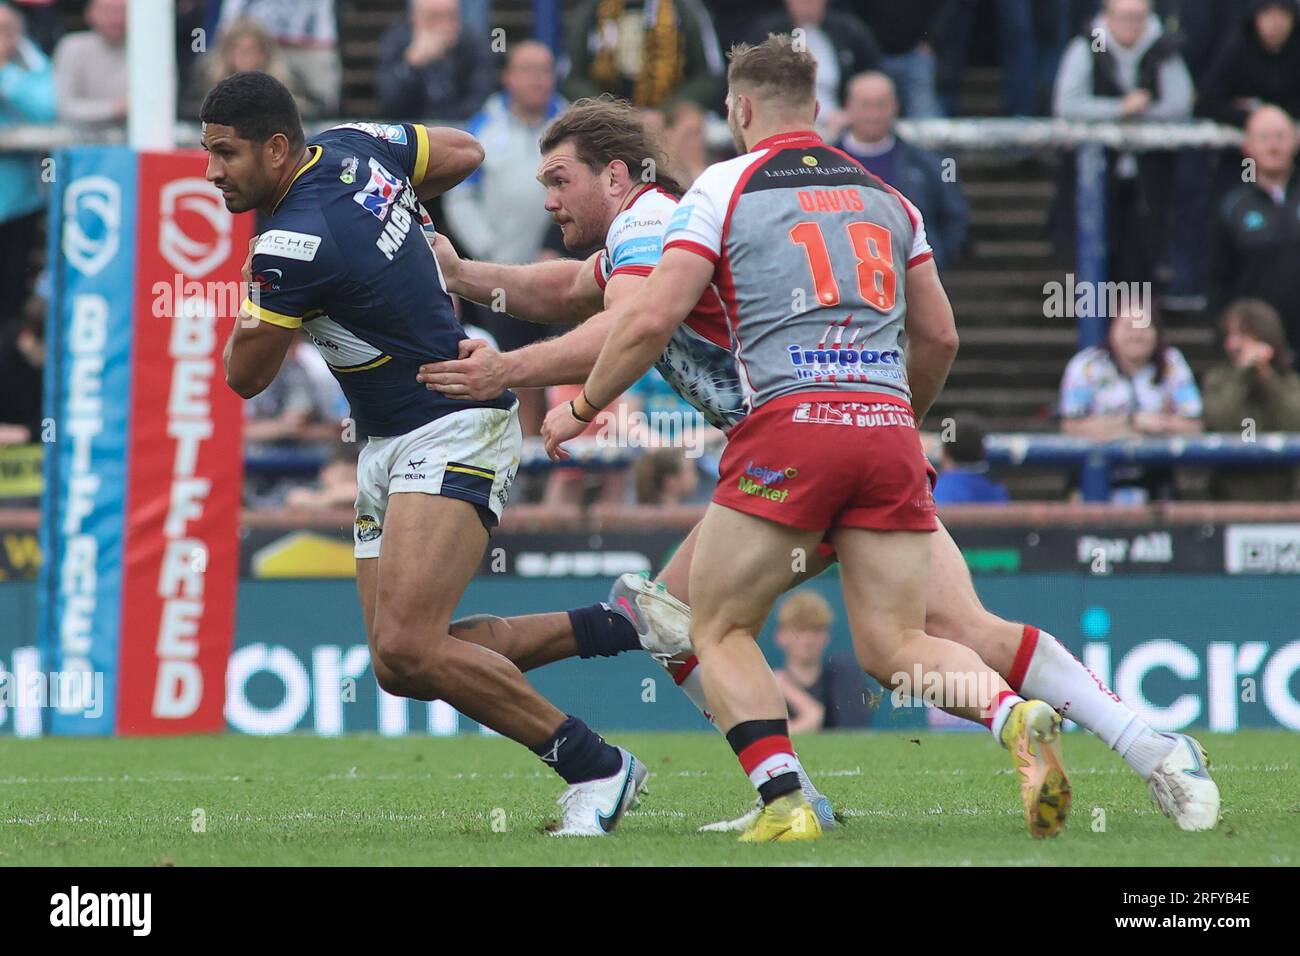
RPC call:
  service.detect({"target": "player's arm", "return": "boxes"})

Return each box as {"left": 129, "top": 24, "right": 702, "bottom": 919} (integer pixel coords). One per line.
{"left": 435, "top": 232, "right": 605, "bottom": 324}
{"left": 223, "top": 312, "right": 297, "bottom": 399}
{"left": 224, "top": 239, "right": 323, "bottom": 398}
{"left": 903, "top": 258, "right": 959, "bottom": 423}
{"left": 418, "top": 273, "right": 642, "bottom": 397}
{"left": 410, "top": 125, "right": 485, "bottom": 202}
{"left": 542, "top": 249, "right": 712, "bottom": 458}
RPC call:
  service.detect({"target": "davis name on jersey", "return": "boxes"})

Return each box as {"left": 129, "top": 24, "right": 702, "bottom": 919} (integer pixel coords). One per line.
{"left": 240, "top": 122, "right": 514, "bottom": 437}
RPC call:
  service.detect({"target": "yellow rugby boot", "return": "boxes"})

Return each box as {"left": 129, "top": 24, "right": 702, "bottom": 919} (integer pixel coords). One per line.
{"left": 1000, "top": 699, "right": 1072, "bottom": 838}
{"left": 738, "top": 792, "right": 823, "bottom": 843}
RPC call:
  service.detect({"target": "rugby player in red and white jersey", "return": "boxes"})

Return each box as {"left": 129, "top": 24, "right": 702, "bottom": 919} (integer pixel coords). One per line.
{"left": 424, "top": 93, "right": 1219, "bottom": 837}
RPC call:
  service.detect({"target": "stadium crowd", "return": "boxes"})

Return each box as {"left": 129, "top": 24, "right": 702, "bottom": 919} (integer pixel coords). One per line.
{"left": 1, "top": 0, "right": 1299, "bottom": 510}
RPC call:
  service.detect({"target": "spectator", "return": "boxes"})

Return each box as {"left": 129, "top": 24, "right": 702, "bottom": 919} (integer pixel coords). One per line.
{"left": 1059, "top": 303, "right": 1203, "bottom": 501}
{"left": 0, "top": 289, "right": 43, "bottom": 446}
{"left": 217, "top": 0, "right": 340, "bottom": 116}
{"left": 836, "top": 71, "right": 969, "bottom": 272}
{"left": 859, "top": 0, "right": 944, "bottom": 118}
{"left": 377, "top": 0, "right": 496, "bottom": 121}
{"left": 562, "top": 0, "right": 724, "bottom": 110}
{"left": 661, "top": 98, "right": 711, "bottom": 186}
{"left": 633, "top": 448, "right": 700, "bottom": 505}
{"left": 1053, "top": 0, "right": 1193, "bottom": 285}
{"left": 751, "top": 0, "right": 882, "bottom": 131}
{"left": 1203, "top": 299, "right": 1300, "bottom": 500}
{"left": 772, "top": 590, "right": 871, "bottom": 732}
{"left": 1199, "top": 0, "right": 1300, "bottom": 127}
{"left": 1206, "top": 105, "right": 1300, "bottom": 357}
{"left": 0, "top": 2, "right": 54, "bottom": 321}
{"left": 183, "top": 18, "right": 317, "bottom": 120}
{"left": 12, "top": 0, "right": 58, "bottom": 55}
{"left": 52, "top": 0, "right": 126, "bottom": 123}
{"left": 933, "top": 413, "right": 1010, "bottom": 505}
{"left": 444, "top": 41, "right": 566, "bottom": 265}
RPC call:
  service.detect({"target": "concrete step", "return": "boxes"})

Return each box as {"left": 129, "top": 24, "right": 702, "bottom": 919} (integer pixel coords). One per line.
{"left": 969, "top": 239, "right": 1057, "bottom": 260}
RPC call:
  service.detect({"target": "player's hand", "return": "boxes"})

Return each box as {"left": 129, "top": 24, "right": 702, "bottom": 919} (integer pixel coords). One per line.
{"left": 416, "top": 338, "right": 506, "bottom": 400}
{"left": 541, "top": 400, "right": 588, "bottom": 461}
{"left": 430, "top": 231, "right": 462, "bottom": 291}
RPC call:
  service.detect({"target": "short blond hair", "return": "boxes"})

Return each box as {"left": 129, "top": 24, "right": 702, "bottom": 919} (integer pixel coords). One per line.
{"left": 727, "top": 34, "right": 817, "bottom": 110}
{"left": 776, "top": 590, "right": 834, "bottom": 632}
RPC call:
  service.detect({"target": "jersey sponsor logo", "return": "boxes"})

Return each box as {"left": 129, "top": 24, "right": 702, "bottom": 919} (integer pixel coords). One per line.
{"left": 354, "top": 157, "right": 404, "bottom": 221}
{"left": 796, "top": 188, "right": 865, "bottom": 213}
{"left": 333, "top": 122, "right": 408, "bottom": 145}
{"left": 62, "top": 175, "right": 122, "bottom": 277}
{"left": 254, "top": 229, "right": 322, "bottom": 262}
{"left": 611, "top": 235, "right": 662, "bottom": 268}
{"left": 666, "top": 203, "right": 694, "bottom": 235}
{"left": 788, "top": 343, "right": 902, "bottom": 370}
{"left": 159, "top": 178, "right": 232, "bottom": 278}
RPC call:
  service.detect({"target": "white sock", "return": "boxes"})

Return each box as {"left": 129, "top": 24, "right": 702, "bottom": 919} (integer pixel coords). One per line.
{"left": 988, "top": 691, "right": 1023, "bottom": 743}
{"left": 667, "top": 656, "right": 716, "bottom": 727}
{"left": 1012, "top": 625, "right": 1169, "bottom": 777}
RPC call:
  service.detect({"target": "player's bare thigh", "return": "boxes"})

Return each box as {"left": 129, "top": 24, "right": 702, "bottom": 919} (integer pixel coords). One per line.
{"left": 925, "top": 519, "right": 1018, "bottom": 676}
{"left": 829, "top": 526, "right": 930, "bottom": 679}
{"left": 355, "top": 556, "right": 414, "bottom": 696}
{"left": 369, "top": 492, "right": 489, "bottom": 678}
{"left": 657, "top": 520, "right": 835, "bottom": 608}
{"left": 688, "top": 503, "right": 823, "bottom": 645}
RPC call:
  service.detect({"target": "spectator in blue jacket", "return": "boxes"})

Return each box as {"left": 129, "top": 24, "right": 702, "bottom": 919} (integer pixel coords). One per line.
{"left": 0, "top": 1, "right": 55, "bottom": 323}
{"left": 933, "top": 412, "right": 1011, "bottom": 506}
{"left": 836, "top": 71, "right": 969, "bottom": 272}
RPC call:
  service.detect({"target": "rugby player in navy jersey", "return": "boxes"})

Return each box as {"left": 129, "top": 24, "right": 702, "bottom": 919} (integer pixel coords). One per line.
{"left": 200, "top": 71, "right": 646, "bottom": 836}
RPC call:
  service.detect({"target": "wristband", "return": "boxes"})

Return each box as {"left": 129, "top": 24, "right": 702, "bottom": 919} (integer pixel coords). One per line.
{"left": 569, "top": 399, "right": 594, "bottom": 424}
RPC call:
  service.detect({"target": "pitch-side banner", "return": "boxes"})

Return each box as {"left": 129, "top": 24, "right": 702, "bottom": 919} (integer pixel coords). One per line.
{"left": 40, "top": 147, "right": 249, "bottom": 735}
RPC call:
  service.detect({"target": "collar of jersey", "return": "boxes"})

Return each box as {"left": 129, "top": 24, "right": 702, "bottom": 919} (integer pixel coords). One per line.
{"left": 618, "top": 182, "right": 657, "bottom": 216}
{"left": 273, "top": 145, "right": 324, "bottom": 214}
{"left": 752, "top": 130, "right": 824, "bottom": 152}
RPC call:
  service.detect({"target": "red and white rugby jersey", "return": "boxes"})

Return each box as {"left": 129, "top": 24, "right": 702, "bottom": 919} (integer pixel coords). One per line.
{"left": 664, "top": 130, "right": 934, "bottom": 412}
{"left": 593, "top": 184, "right": 744, "bottom": 431}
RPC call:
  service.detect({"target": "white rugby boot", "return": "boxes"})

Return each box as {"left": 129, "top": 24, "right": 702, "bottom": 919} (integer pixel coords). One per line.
{"left": 1148, "top": 733, "right": 1221, "bottom": 831}
{"left": 546, "top": 747, "right": 649, "bottom": 837}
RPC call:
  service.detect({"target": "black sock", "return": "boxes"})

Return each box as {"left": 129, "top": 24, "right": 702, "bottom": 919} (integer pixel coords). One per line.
{"left": 531, "top": 715, "right": 623, "bottom": 784}
{"left": 568, "top": 602, "right": 641, "bottom": 659}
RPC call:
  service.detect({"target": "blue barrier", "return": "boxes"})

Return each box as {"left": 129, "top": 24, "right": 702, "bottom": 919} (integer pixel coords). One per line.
{"left": 985, "top": 433, "right": 1300, "bottom": 501}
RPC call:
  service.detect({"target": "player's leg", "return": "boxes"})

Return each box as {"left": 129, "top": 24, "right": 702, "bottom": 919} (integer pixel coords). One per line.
{"left": 925, "top": 520, "right": 1220, "bottom": 830}
{"left": 688, "top": 503, "right": 826, "bottom": 841}
{"left": 832, "top": 526, "right": 1069, "bottom": 838}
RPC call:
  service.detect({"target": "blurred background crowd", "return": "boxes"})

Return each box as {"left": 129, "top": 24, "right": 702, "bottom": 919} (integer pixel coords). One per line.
{"left": 2, "top": 0, "right": 1299, "bottom": 514}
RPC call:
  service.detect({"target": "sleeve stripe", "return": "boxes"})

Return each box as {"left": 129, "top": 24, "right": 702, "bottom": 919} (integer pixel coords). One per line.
{"left": 412, "top": 124, "right": 431, "bottom": 186}
{"left": 608, "top": 265, "right": 655, "bottom": 280}
{"left": 907, "top": 251, "right": 935, "bottom": 269}
{"left": 242, "top": 298, "right": 304, "bottom": 329}
{"left": 663, "top": 239, "right": 719, "bottom": 264}
{"left": 593, "top": 251, "right": 608, "bottom": 291}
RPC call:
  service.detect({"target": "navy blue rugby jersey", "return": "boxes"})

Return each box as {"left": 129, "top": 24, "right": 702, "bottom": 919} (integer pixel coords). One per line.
{"left": 240, "top": 121, "right": 515, "bottom": 437}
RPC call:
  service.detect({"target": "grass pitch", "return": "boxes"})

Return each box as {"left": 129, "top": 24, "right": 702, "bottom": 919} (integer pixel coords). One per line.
{"left": 0, "top": 730, "right": 1295, "bottom": 866}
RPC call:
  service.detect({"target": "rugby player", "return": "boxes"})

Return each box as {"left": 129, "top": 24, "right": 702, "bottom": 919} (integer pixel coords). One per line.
{"left": 422, "top": 95, "right": 1220, "bottom": 836}
{"left": 202, "top": 71, "right": 647, "bottom": 836}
